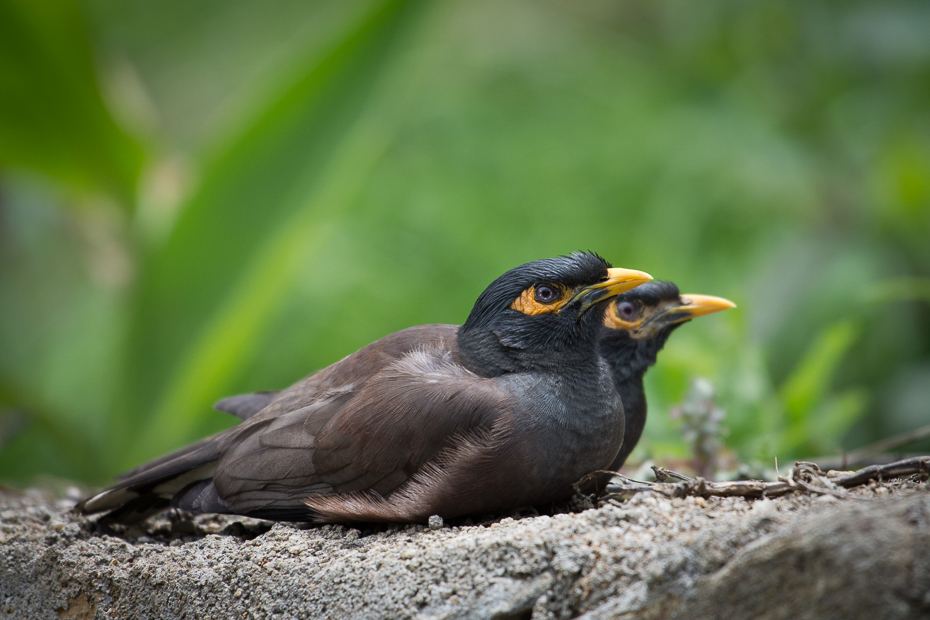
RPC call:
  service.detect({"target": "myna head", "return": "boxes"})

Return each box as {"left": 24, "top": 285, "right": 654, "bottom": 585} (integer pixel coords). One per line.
{"left": 459, "top": 252, "right": 652, "bottom": 375}
{"left": 599, "top": 281, "right": 736, "bottom": 381}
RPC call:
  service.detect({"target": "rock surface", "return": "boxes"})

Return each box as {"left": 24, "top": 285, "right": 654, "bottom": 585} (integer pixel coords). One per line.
{"left": 1, "top": 479, "right": 928, "bottom": 620}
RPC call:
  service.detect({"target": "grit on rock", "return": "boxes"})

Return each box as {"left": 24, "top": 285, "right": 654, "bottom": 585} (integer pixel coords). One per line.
{"left": 1, "top": 480, "right": 928, "bottom": 620}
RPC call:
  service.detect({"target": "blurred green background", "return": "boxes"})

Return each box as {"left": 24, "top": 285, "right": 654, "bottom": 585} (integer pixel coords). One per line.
{"left": 1, "top": 0, "right": 929, "bottom": 484}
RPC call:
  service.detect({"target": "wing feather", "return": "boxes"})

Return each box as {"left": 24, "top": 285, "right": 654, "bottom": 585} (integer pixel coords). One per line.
{"left": 212, "top": 343, "right": 513, "bottom": 516}
{"left": 213, "top": 391, "right": 279, "bottom": 420}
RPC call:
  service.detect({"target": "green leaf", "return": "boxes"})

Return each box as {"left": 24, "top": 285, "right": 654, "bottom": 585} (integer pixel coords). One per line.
{"left": 780, "top": 319, "right": 861, "bottom": 425}
{"left": 113, "top": 0, "right": 426, "bottom": 470}
{"left": 0, "top": 0, "right": 143, "bottom": 203}
{"left": 813, "top": 390, "right": 868, "bottom": 449}
{"left": 864, "top": 277, "right": 930, "bottom": 306}
{"left": 0, "top": 379, "right": 102, "bottom": 481}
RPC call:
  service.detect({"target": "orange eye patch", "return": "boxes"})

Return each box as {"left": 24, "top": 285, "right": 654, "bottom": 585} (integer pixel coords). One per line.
{"left": 510, "top": 285, "right": 573, "bottom": 316}
{"left": 603, "top": 300, "right": 642, "bottom": 331}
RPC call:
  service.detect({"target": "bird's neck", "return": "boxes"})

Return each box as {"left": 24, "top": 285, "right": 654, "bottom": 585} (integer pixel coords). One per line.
{"left": 456, "top": 323, "right": 604, "bottom": 378}
{"left": 599, "top": 329, "right": 677, "bottom": 471}
{"left": 614, "top": 372, "right": 647, "bottom": 460}
{"left": 599, "top": 326, "right": 674, "bottom": 383}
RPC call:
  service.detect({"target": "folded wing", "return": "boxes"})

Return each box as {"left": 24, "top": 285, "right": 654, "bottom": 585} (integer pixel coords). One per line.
{"left": 212, "top": 345, "right": 513, "bottom": 520}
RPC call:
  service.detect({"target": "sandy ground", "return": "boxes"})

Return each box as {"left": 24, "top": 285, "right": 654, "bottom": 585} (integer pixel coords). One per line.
{"left": 1, "top": 477, "right": 928, "bottom": 620}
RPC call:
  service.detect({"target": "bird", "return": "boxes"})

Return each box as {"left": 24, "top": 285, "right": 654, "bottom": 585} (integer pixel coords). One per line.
{"left": 78, "top": 252, "right": 652, "bottom": 524}
{"left": 204, "top": 281, "right": 735, "bottom": 498}
{"left": 597, "top": 281, "right": 735, "bottom": 475}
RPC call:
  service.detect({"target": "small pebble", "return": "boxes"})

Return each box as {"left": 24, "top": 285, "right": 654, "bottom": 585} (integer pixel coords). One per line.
{"left": 428, "top": 515, "right": 444, "bottom": 530}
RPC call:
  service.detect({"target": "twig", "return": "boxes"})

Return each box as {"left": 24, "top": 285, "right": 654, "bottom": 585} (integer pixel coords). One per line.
{"left": 811, "top": 425, "right": 930, "bottom": 470}
{"left": 604, "top": 477, "right": 793, "bottom": 500}
{"left": 615, "top": 474, "right": 655, "bottom": 485}
{"left": 787, "top": 462, "right": 848, "bottom": 499}
{"left": 651, "top": 466, "right": 693, "bottom": 482}
{"left": 602, "top": 456, "right": 930, "bottom": 501}
{"left": 855, "top": 425, "right": 930, "bottom": 455}
{"left": 830, "top": 455, "right": 930, "bottom": 488}
{"left": 571, "top": 470, "right": 628, "bottom": 496}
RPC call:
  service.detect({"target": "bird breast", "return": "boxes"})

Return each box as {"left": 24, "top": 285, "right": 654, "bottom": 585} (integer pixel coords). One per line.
{"left": 496, "top": 360, "right": 624, "bottom": 484}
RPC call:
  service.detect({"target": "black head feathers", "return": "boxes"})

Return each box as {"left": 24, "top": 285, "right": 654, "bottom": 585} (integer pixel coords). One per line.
{"left": 462, "top": 252, "right": 612, "bottom": 331}
{"left": 459, "top": 252, "right": 651, "bottom": 375}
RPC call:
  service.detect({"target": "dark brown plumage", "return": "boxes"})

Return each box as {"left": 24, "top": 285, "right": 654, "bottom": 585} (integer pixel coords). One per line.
{"left": 79, "top": 253, "right": 651, "bottom": 524}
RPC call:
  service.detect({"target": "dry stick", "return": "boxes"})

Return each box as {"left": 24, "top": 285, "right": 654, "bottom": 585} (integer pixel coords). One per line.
{"left": 812, "top": 424, "right": 930, "bottom": 470}
{"left": 831, "top": 455, "right": 930, "bottom": 487}
{"left": 602, "top": 456, "right": 930, "bottom": 501}
{"left": 651, "top": 466, "right": 693, "bottom": 482}
{"left": 572, "top": 470, "right": 633, "bottom": 496}
{"left": 788, "top": 462, "right": 849, "bottom": 499}
{"left": 849, "top": 424, "right": 930, "bottom": 457}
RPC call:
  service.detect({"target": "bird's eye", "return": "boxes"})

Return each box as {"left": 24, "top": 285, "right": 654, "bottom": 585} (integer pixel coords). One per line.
{"left": 534, "top": 285, "right": 560, "bottom": 304}
{"left": 511, "top": 284, "right": 568, "bottom": 315}
{"left": 617, "top": 301, "right": 638, "bottom": 320}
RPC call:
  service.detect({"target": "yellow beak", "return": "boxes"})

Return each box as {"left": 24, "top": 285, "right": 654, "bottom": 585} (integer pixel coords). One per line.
{"left": 569, "top": 267, "right": 654, "bottom": 314}
{"left": 677, "top": 294, "right": 737, "bottom": 318}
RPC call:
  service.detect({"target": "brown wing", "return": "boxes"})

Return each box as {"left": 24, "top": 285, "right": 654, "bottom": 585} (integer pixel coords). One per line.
{"left": 213, "top": 391, "right": 279, "bottom": 420}
{"left": 313, "top": 347, "right": 510, "bottom": 487}
{"left": 212, "top": 343, "right": 512, "bottom": 516}
{"left": 80, "top": 324, "right": 465, "bottom": 521}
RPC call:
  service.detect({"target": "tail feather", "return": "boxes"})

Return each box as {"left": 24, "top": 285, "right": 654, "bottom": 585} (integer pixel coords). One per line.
{"left": 96, "top": 495, "right": 172, "bottom": 526}
{"left": 113, "top": 434, "right": 218, "bottom": 481}
{"left": 77, "top": 437, "right": 224, "bottom": 517}
{"left": 172, "top": 479, "right": 228, "bottom": 514}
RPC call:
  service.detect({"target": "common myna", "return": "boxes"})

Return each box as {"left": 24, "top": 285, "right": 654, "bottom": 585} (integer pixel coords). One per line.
{"left": 598, "top": 281, "right": 735, "bottom": 473}
{"left": 79, "top": 253, "right": 651, "bottom": 524}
